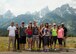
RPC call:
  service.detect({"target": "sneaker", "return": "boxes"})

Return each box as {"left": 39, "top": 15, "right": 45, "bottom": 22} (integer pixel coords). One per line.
{"left": 12, "top": 50, "right": 16, "bottom": 52}
{"left": 44, "top": 49, "right": 47, "bottom": 52}
{"left": 17, "top": 50, "right": 22, "bottom": 52}
{"left": 46, "top": 49, "right": 49, "bottom": 52}
{"left": 54, "top": 48, "right": 57, "bottom": 51}
{"left": 28, "top": 48, "right": 31, "bottom": 50}
{"left": 44, "top": 49, "right": 48, "bottom": 52}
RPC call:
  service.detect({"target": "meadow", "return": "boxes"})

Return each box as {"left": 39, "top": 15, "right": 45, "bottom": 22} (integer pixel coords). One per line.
{"left": 0, "top": 37, "right": 76, "bottom": 52}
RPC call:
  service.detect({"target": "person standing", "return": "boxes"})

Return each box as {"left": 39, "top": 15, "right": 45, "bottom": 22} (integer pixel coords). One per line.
{"left": 14, "top": 23, "right": 20, "bottom": 51}
{"left": 61, "top": 23, "right": 67, "bottom": 47}
{"left": 57, "top": 25, "right": 64, "bottom": 50}
{"left": 49, "top": 24, "right": 52, "bottom": 49}
{"left": 19, "top": 22, "right": 26, "bottom": 51}
{"left": 39, "top": 23, "right": 44, "bottom": 49}
{"left": 7, "top": 22, "right": 16, "bottom": 51}
{"left": 51, "top": 23, "right": 57, "bottom": 50}
{"left": 26, "top": 22, "right": 33, "bottom": 50}
{"left": 43, "top": 23, "right": 50, "bottom": 51}
{"left": 32, "top": 21, "right": 40, "bottom": 49}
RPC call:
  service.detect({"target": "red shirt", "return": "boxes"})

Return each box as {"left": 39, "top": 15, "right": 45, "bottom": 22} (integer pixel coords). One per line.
{"left": 26, "top": 29, "right": 32, "bottom": 35}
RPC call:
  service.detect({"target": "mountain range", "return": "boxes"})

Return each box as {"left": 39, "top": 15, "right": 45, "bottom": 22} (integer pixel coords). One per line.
{"left": 0, "top": 4, "right": 76, "bottom": 35}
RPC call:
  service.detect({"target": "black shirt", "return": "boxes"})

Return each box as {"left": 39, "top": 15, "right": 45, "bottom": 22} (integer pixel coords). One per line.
{"left": 63, "top": 27, "right": 67, "bottom": 37}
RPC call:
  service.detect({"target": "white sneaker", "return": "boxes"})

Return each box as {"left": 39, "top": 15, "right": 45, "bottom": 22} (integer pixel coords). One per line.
{"left": 54, "top": 49, "right": 57, "bottom": 51}
{"left": 28, "top": 48, "right": 31, "bottom": 50}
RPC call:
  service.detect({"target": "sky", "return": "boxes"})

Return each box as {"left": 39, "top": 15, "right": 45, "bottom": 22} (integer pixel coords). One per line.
{"left": 0, "top": 0, "right": 76, "bottom": 16}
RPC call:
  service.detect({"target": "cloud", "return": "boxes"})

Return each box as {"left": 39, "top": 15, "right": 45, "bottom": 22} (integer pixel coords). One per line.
{"left": 72, "top": 0, "right": 76, "bottom": 1}
{"left": 0, "top": 0, "right": 75, "bottom": 15}
{"left": 68, "top": 0, "right": 76, "bottom": 8}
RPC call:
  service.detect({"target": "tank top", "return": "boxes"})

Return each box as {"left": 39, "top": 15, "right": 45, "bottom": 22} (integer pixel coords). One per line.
{"left": 26, "top": 29, "right": 32, "bottom": 35}
{"left": 44, "top": 28, "right": 50, "bottom": 36}
{"left": 33, "top": 26, "right": 39, "bottom": 35}
{"left": 52, "top": 28, "right": 57, "bottom": 36}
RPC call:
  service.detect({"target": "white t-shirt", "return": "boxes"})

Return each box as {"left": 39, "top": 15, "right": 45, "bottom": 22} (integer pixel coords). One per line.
{"left": 7, "top": 26, "right": 16, "bottom": 37}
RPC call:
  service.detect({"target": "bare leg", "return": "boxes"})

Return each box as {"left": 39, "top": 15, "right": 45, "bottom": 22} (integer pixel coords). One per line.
{"left": 23, "top": 44, "right": 26, "bottom": 50}
{"left": 20, "top": 44, "right": 22, "bottom": 51}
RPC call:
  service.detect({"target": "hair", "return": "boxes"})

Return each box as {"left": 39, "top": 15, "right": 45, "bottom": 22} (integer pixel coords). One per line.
{"left": 16, "top": 23, "right": 18, "bottom": 25}
{"left": 11, "top": 22, "right": 14, "bottom": 24}
{"left": 40, "top": 23, "right": 44, "bottom": 29}
{"left": 28, "top": 25, "right": 32, "bottom": 29}
{"left": 61, "top": 24, "right": 64, "bottom": 27}
{"left": 57, "top": 25, "right": 60, "bottom": 29}
{"left": 11, "top": 22, "right": 14, "bottom": 26}
{"left": 21, "top": 21, "right": 25, "bottom": 24}
{"left": 28, "top": 23, "right": 32, "bottom": 29}
{"left": 29, "top": 23, "right": 32, "bottom": 29}
{"left": 45, "top": 23, "right": 49, "bottom": 28}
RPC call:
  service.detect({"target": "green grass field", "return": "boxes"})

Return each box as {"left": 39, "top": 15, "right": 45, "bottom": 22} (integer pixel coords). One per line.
{"left": 0, "top": 37, "right": 76, "bottom": 52}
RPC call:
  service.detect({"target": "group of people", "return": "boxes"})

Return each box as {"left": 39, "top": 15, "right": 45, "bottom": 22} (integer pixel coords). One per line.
{"left": 7, "top": 21, "right": 67, "bottom": 52}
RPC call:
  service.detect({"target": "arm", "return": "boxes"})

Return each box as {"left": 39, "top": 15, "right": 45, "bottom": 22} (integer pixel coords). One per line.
{"left": 19, "top": 27, "right": 21, "bottom": 38}
{"left": 18, "top": 27, "right": 20, "bottom": 38}
{"left": 25, "top": 29, "right": 27, "bottom": 34}
{"left": 7, "top": 27, "right": 9, "bottom": 36}
{"left": 38, "top": 27, "right": 40, "bottom": 35}
{"left": 63, "top": 29, "right": 64, "bottom": 37}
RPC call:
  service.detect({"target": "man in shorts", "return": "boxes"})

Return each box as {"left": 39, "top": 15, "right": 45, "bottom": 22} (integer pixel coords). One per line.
{"left": 32, "top": 21, "right": 40, "bottom": 49}
{"left": 20, "top": 22, "right": 26, "bottom": 51}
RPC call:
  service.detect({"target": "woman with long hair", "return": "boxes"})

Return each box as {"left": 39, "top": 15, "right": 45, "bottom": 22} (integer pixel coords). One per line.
{"left": 15, "top": 23, "right": 20, "bottom": 51}
{"left": 57, "top": 25, "right": 64, "bottom": 50}
{"left": 43, "top": 23, "right": 50, "bottom": 51}
{"left": 39, "top": 23, "right": 44, "bottom": 49}
{"left": 26, "top": 22, "right": 33, "bottom": 50}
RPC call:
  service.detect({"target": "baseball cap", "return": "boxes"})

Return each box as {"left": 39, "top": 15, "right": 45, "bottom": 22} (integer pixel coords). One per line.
{"left": 29, "top": 21, "right": 32, "bottom": 24}
{"left": 53, "top": 23, "right": 56, "bottom": 26}
{"left": 61, "top": 23, "right": 64, "bottom": 25}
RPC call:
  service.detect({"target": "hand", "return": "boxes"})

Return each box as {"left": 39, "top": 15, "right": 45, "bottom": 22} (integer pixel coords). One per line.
{"left": 63, "top": 37, "right": 67, "bottom": 40}
{"left": 49, "top": 36, "right": 51, "bottom": 39}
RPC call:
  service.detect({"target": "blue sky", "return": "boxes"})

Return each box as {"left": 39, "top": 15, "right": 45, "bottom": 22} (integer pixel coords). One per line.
{"left": 0, "top": 0, "right": 76, "bottom": 16}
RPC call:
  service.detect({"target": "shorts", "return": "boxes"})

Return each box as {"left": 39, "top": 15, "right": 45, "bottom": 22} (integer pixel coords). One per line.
{"left": 52, "top": 36, "right": 57, "bottom": 44}
{"left": 32, "top": 35, "right": 39, "bottom": 41}
{"left": 20, "top": 36, "right": 26, "bottom": 44}
{"left": 32, "top": 35, "right": 39, "bottom": 47}
{"left": 58, "top": 38, "right": 63, "bottom": 45}
{"left": 27, "top": 35, "right": 33, "bottom": 38}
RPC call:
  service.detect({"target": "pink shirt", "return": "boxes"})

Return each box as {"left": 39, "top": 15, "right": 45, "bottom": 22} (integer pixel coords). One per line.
{"left": 57, "top": 28, "right": 64, "bottom": 38}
